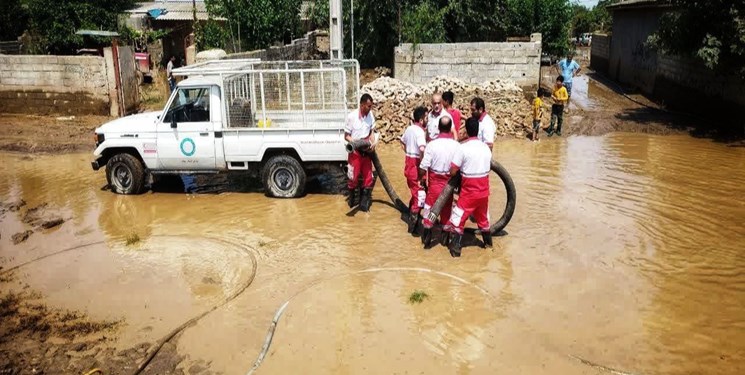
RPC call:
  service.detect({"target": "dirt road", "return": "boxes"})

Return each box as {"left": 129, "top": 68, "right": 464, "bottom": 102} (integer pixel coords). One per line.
{"left": 0, "top": 114, "right": 107, "bottom": 154}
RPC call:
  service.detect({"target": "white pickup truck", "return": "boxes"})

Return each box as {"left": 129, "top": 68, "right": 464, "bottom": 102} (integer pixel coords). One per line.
{"left": 91, "top": 59, "right": 360, "bottom": 198}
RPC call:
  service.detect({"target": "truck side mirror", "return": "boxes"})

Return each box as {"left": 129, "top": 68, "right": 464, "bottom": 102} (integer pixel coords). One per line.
{"left": 171, "top": 117, "right": 177, "bottom": 129}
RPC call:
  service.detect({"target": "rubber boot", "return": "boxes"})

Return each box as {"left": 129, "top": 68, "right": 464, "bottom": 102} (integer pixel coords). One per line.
{"left": 421, "top": 227, "right": 433, "bottom": 248}
{"left": 359, "top": 188, "right": 372, "bottom": 212}
{"left": 347, "top": 188, "right": 357, "bottom": 208}
{"left": 407, "top": 212, "right": 418, "bottom": 233}
{"left": 448, "top": 233, "right": 463, "bottom": 258}
{"left": 482, "top": 231, "right": 493, "bottom": 248}
{"left": 440, "top": 230, "right": 451, "bottom": 247}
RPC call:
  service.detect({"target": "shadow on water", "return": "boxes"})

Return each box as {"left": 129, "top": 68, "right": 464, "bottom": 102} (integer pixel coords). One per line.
{"left": 149, "top": 169, "right": 349, "bottom": 196}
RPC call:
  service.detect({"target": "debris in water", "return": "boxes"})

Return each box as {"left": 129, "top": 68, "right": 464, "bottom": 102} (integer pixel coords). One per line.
{"left": 408, "top": 290, "right": 429, "bottom": 304}
{"left": 125, "top": 233, "right": 140, "bottom": 246}
{"left": 12, "top": 230, "right": 33, "bottom": 245}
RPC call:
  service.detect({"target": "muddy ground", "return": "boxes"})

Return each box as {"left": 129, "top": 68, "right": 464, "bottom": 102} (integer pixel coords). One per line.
{"left": 0, "top": 63, "right": 741, "bottom": 374}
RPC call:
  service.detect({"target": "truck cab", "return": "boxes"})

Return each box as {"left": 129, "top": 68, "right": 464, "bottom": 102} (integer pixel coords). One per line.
{"left": 91, "top": 59, "right": 360, "bottom": 198}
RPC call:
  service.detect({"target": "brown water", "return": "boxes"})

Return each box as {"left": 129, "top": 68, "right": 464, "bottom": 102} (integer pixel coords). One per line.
{"left": 1, "top": 133, "right": 744, "bottom": 374}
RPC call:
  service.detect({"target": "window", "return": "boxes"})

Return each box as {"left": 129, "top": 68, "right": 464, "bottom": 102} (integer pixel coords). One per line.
{"left": 163, "top": 87, "right": 211, "bottom": 123}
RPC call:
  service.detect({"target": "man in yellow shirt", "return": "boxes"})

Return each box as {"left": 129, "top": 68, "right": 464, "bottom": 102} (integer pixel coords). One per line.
{"left": 547, "top": 75, "right": 569, "bottom": 137}
{"left": 532, "top": 89, "right": 545, "bottom": 142}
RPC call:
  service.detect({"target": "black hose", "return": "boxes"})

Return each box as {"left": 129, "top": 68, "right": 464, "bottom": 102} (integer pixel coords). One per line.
{"left": 427, "top": 160, "right": 517, "bottom": 235}
{"left": 369, "top": 151, "right": 409, "bottom": 213}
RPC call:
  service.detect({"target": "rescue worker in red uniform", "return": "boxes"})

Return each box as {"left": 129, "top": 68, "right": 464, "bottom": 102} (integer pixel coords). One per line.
{"left": 448, "top": 117, "right": 493, "bottom": 257}
{"left": 344, "top": 94, "right": 376, "bottom": 212}
{"left": 400, "top": 106, "right": 428, "bottom": 232}
{"left": 419, "top": 116, "right": 459, "bottom": 247}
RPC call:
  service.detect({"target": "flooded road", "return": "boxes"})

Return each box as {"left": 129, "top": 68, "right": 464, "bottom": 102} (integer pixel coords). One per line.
{"left": 1, "top": 133, "right": 744, "bottom": 374}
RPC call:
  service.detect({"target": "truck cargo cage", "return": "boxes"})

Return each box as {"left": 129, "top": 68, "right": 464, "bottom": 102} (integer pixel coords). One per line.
{"left": 172, "top": 59, "right": 360, "bottom": 130}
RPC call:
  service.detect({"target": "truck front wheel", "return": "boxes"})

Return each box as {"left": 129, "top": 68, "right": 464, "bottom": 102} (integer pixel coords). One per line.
{"left": 106, "top": 153, "right": 146, "bottom": 195}
{"left": 261, "top": 155, "right": 306, "bottom": 198}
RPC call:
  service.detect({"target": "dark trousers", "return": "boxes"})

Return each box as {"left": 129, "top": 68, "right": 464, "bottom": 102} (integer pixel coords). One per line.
{"left": 549, "top": 104, "right": 564, "bottom": 133}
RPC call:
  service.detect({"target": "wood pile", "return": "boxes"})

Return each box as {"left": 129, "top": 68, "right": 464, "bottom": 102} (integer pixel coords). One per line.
{"left": 362, "top": 76, "right": 534, "bottom": 143}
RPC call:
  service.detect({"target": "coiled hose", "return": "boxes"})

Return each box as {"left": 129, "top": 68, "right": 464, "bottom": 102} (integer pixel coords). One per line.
{"left": 370, "top": 151, "right": 516, "bottom": 234}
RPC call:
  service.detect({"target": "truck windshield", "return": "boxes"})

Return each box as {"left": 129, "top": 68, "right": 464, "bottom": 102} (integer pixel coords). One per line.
{"left": 163, "top": 87, "right": 211, "bottom": 123}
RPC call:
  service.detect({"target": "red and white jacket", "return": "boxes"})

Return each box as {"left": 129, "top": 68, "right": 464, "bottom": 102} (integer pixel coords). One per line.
{"left": 451, "top": 137, "right": 492, "bottom": 198}
{"left": 400, "top": 123, "right": 427, "bottom": 158}
{"left": 420, "top": 133, "right": 459, "bottom": 177}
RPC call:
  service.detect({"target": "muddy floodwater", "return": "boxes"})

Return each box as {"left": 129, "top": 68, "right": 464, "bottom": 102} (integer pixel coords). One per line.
{"left": 1, "top": 133, "right": 744, "bottom": 374}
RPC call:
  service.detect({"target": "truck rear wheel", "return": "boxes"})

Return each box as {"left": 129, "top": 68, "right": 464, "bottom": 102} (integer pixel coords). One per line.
{"left": 261, "top": 155, "right": 306, "bottom": 198}
{"left": 106, "top": 153, "right": 146, "bottom": 195}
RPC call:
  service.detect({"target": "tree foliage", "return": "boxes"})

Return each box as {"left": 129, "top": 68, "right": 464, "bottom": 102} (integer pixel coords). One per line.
{"left": 650, "top": 0, "right": 745, "bottom": 77}
{"left": 195, "top": 19, "right": 230, "bottom": 51}
{"left": 0, "top": 0, "right": 28, "bottom": 40}
{"left": 402, "top": 1, "right": 447, "bottom": 45}
{"left": 506, "top": 0, "right": 572, "bottom": 57}
{"left": 24, "top": 0, "right": 135, "bottom": 54}
{"left": 206, "top": 0, "right": 302, "bottom": 51}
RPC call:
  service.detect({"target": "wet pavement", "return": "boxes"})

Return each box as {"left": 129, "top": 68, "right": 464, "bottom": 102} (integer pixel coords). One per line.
{"left": 1, "top": 132, "right": 744, "bottom": 374}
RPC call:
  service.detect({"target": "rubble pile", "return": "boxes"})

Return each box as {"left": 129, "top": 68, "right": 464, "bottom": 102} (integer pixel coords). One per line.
{"left": 362, "top": 76, "right": 534, "bottom": 143}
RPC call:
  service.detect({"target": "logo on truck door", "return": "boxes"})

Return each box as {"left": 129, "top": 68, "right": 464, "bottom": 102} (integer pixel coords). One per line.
{"left": 180, "top": 138, "right": 196, "bottom": 156}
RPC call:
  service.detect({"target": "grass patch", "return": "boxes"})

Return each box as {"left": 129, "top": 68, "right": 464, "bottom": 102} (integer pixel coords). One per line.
{"left": 408, "top": 290, "right": 429, "bottom": 304}
{"left": 125, "top": 233, "right": 140, "bottom": 246}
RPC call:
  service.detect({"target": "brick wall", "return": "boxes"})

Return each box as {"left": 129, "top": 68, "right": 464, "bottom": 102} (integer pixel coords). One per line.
{"left": 590, "top": 33, "right": 611, "bottom": 74}
{"left": 227, "top": 30, "right": 330, "bottom": 61}
{"left": 0, "top": 55, "right": 111, "bottom": 115}
{"left": 393, "top": 35, "right": 541, "bottom": 89}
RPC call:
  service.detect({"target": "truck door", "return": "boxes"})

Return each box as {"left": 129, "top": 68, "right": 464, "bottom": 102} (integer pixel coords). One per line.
{"left": 157, "top": 86, "right": 217, "bottom": 169}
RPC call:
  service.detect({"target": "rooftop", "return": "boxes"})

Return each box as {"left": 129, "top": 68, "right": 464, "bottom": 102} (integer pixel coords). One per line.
{"left": 607, "top": 0, "right": 672, "bottom": 10}
{"left": 129, "top": 1, "right": 225, "bottom": 21}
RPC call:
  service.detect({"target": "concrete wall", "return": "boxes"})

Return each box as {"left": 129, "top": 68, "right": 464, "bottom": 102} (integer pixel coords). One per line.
{"left": 227, "top": 30, "right": 330, "bottom": 61}
{"left": 608, "top": 8, "right": 664, "bottom": 93}
{"left": 0, "top": 55, "right": 111, "bottom": 115}
{"left": 590, "top": 33, "right": 611, "bottom": 74}
{"left": 655, "top": 54, "right": 745, "bottom": 111}
{"left": 393, "top": 34, "right": 542, "bottom": 89}
{"left": 604, "top": 6, "right": 744, "bottom": 128}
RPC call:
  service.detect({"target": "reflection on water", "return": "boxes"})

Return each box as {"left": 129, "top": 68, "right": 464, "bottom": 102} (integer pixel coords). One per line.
{"left": 1, "top": 133, "right": 744, "bottom": 374}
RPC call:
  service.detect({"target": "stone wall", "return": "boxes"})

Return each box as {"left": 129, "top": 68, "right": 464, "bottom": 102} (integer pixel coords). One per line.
{"left": 227, "top": 30, "right": 330, "bottom": 61}
{"left": 590, "top": 33, "right": 611, "bottom": 74}
{"left": 393, "top": 34, "right": 541, "bottom": 89}
{"left": 0, "top": 55, "right": 111, "bottom": 115}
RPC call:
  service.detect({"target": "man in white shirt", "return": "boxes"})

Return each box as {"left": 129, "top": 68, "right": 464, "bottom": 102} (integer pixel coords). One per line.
{"left": 419, "top": 116, "right": 459, "bottom": 248}
{"left": 399, "top": 106, "right": 428, "bottom": 232}
{"left": 470, "top": 97, "right": 496, "bottom": 150}
{"left": 344, "top": 94, "right": 376, "bottom": 212}
{"left": 426, "top": 93, "right": 454, "bottom": 141}
{"left": 448, "top": 117, "right": 493, "bottom": 257}
{"left": 166, "top": 56, "right": 176, "bottom": 93}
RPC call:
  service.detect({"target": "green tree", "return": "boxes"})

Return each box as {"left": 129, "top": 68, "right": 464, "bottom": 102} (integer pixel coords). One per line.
{"left": 0, "top": 0, "right": 28, "bottom": 40}
{"left": 25, "top": 0, "right": 135, "bottom": 54}
{"left": 206, "top": 0, "right": 302, "bottom": 51}
{"left": 402, "top": 1, "right": 447, "bottom": 44}
{"left": 650, "top": 0, "right": 745, "bottom": 77}
{"left": 571, "top": 4, "right": 593, "bottom": 37}
{"left": 506, "top": 0, "right": 572, "bottom": 57}
{"left": 195, "top": 19, "right": 230, "bottom": 51}
{"left": 442, "top": 0, "right": 508, "bottom": 43}
{"left": 591, "top": 0, "right": 613, "bottom": 33}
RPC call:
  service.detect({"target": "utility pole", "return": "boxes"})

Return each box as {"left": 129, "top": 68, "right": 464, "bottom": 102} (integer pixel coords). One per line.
{"left": 329, "top": 0, "right": 343, "bottom": 59}
{"left": 350, "top": 0, "right": 354, "bottom": 59}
